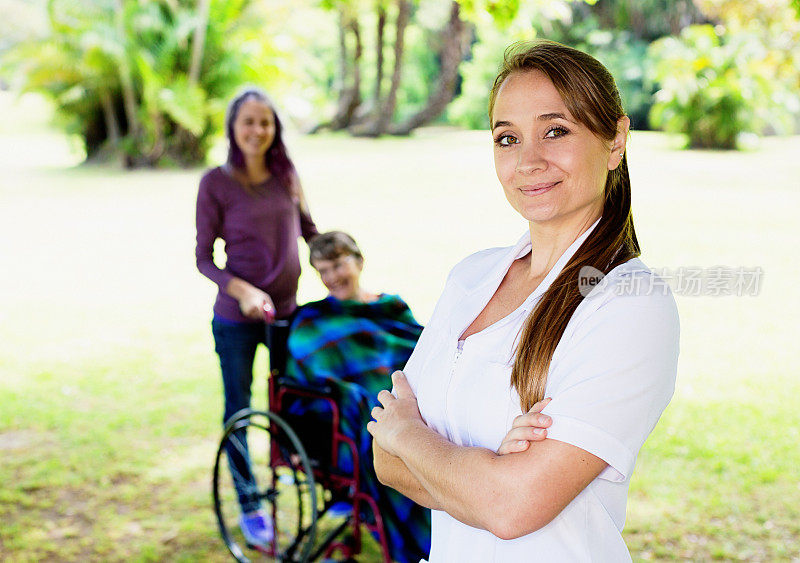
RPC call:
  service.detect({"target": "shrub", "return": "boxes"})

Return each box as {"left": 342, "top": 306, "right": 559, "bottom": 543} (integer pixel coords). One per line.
{"left": 2, "top": 0, "right": 282, "bottom": 167}
{"left": 573, "top": 26, "right": 652, "bottom": 131}
{"left": 647, "top": 24, "right": 799, "bottom": 149}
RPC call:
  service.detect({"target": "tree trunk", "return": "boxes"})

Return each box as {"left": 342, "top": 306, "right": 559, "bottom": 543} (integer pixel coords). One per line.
{"left": 335, "top": 7, "right": 350, "bottom": 112}
{"left": 188, "top": 0, "right": 211, "bottom": 84}
{"left": 115, "top": 0, "right": 140, "bottom": 147}
{"left": 390, "top": 1, "right": 468, "bottom": 135}
{"left": 377, "top": 0, "right": 409, "bottom": 132}
{"left": 329, "top": 11, "right": 363, "bottom": 130}
{"left": 117, "top": 65, "right": 139, "bottom": 141}
{"left": 145, "top": 110, "right": 166, "bottom": 165}
{"left": 309, "top": 8, "right": 351, "bottom": 133}
{"left": 99, "top": 87, "right": 121, "bottom": 147}
{"left": 628, "top": 2, "right": 647, "bottom": 40}
{"left": 373, "top": 3, "right": 386, "bottom": 108}
{"left": 671, "top": 0, "right": 709, "bottom": 35}
{"left": 350, "top": 18, "right": 363, "bottom": 116}
{"left": 592, "top": 0, "right": 616, "bottom": 29}
{"left": 353, "top": 0, "right": 409, "bottom": 137}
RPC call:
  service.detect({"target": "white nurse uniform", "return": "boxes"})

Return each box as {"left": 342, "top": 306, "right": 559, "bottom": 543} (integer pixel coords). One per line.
{"left": 403, "top": 222, "right": 680, "bottom": 562}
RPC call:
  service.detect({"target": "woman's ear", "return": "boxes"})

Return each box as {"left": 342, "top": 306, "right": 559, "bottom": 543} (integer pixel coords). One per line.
{"left": 608, "top": 115, "right": 631, "bottom": 171}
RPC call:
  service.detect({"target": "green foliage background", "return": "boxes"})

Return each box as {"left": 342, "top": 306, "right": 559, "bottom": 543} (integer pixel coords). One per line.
{"left": 2, "top": 0, "right": 293, "bottom": 165}
{"left": 1, "top": 0, "right": 799, "bottom": 154}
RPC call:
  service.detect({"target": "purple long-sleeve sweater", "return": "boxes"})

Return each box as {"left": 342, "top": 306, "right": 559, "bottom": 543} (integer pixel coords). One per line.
{"left": 195, "top": 166, "right": 318, "bottom": 322}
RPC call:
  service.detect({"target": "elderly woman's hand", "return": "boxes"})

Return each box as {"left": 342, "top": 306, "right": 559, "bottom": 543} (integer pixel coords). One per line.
{"left": 367, "top": 371, "right": 425, "bottom": 457}
{"left": 496, "top": 398, "right": 552, "bottom": 455}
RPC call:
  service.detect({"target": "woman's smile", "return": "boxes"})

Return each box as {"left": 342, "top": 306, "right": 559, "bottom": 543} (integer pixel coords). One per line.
{"left": 518, "top": 180, "right": 561, "bottom": 196}
{"left": 243, "top": 137, "right": 269, "bottom": 151}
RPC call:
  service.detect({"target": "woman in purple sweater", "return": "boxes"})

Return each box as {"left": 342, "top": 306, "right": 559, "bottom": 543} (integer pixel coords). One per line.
{"left": 195, "top": 88, "right": 318, "bottom": 545}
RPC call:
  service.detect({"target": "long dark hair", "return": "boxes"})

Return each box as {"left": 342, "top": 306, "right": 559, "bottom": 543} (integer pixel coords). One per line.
{"left": 225, "top": 87, "right": 295, "bottom": 190}
{"left": 488, "top": 41, "right": 640, "bottom": 412}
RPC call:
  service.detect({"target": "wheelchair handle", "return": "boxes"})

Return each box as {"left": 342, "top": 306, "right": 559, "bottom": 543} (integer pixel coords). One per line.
{"left": 262, "top": 300, "right": 276, "bottom": 323}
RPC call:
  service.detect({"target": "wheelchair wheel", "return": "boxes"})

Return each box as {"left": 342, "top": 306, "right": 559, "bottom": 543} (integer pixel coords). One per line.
{"left": 213, "top": 409, "right": 318, "bottom": 562}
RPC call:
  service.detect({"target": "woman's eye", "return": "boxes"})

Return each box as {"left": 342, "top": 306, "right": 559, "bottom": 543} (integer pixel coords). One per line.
{"left": 545, "top": 126, "right": 569, "bottom": 138}
{"left": 495, "top": 134, "right": 518, "bottom": 147}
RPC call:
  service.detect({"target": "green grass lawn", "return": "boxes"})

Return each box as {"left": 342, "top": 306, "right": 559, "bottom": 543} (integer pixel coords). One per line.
{"left": 1, "top": 91, "right": 799, "bottom": 561}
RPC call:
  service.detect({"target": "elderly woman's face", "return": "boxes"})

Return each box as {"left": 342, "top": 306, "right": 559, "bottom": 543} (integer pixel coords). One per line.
{"left": 312, "top": 254, "right": 363, "bottom": 301}
{"left": 491, "top": 70, "right": 625, "bottom": 227}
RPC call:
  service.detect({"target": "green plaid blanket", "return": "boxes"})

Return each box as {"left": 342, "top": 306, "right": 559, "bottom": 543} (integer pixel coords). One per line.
{"left": 284, "top": 294, "right": 430, "bottom": 563}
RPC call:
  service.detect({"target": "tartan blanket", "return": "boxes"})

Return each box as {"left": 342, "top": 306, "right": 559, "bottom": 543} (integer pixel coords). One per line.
{"left": 284, "top": 294, "right": 430, "bottom": 563}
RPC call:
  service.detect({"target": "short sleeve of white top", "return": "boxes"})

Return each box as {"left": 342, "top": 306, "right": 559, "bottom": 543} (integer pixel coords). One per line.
{"left": 403, "top": 222, "right": 680, "bottom": 563}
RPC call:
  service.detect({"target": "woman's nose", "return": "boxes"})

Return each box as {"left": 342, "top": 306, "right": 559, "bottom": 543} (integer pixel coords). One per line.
{"left": 515, "top": 142, "right": 546, "bottom": 174}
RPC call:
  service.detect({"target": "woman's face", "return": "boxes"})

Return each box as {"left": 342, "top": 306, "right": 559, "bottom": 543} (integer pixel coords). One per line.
{"left": 312, "top": 254, "right": 363, "bottom": 301}
{"left": 232, "top": 97, "right": 276, "bottom": 161}
{"left": 491, "top": 70, "right": 626, "bottom": 228}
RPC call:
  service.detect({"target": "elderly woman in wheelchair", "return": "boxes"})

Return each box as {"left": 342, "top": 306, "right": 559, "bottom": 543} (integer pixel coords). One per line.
{"left": 283, "top": 231, "right": 431, "bottom": 563}
{"left": 213, "top": 231, "right": 430, "bottom": 563}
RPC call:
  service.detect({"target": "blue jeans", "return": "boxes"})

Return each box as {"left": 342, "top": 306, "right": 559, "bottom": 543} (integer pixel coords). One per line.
{"left": 212, "top": 317, "right": 290, "bottom": 513}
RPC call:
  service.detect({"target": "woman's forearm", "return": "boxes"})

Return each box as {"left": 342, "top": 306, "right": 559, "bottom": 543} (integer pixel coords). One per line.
{"left": 369, "top": 375, "right": 514, "bottom": 531}
{"left": 369, "top": 372, "right": 607, "bottom": 539}
{"left": 392, "top": 422, "right": 502, "bottom": 531}
{"left": 373, "top": 442, "right": 442, "bottom": 510}
{"left": 225, "top": 277, "right": 254, "bottom": 300}
{"left": 391, "top": 421, "right": 604, "bottom": 540}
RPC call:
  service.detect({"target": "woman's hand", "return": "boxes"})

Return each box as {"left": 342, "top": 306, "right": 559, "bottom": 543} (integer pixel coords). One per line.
{"left": 367, "top": 371, "right": 425, "bottom": 457}
{"left": 226, "top": 278, "right": 275, "bottom": 320}
{"left": 496, "top": 398, "right": 553, "bottom": 455}
{"left": 239, "top": 289, "right": 274, "bottom": 320}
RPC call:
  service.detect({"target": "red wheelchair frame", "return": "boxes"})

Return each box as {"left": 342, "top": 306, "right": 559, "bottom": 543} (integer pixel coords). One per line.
{"left": 269, "top": 371, "right": 392, "bottom": 562}
{"left": 213, "top": 315, "right": 392, "bottom": 562}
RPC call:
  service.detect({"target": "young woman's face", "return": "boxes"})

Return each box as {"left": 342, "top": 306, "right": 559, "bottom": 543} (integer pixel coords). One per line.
{"left": 312, "top": 254, "right": 363, "bottom": 301}
{"left": 491, "top": 70, "right": 626, "bottom": 228}
{"left": 232, "top": 98, "right": 276, "bottom": 161}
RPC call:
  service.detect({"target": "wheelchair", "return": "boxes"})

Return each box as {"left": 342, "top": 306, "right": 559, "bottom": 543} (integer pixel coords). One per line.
{"left": 212, "top": 320, "right": 392, "bottom": 562}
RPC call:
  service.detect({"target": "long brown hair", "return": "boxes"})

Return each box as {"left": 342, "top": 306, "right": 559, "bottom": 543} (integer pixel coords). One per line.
{"left": 488, "top": 41, "right": 640, "bottom": 412}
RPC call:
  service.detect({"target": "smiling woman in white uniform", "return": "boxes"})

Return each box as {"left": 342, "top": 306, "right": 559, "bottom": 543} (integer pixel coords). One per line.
{"left": 367, "top": 41, "right": 680, "bottom": 562}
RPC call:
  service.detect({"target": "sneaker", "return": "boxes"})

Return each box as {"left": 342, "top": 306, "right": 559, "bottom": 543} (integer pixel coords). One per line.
{"left": 239, "top": 509, "right": 274, "bottom": 546}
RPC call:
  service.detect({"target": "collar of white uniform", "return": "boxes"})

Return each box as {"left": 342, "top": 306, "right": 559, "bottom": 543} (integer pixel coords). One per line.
{"left": 462, "top": 217, "right": 601, "bottom": 302}
{"left": 448, "top": 218, "right": 602, "bottom": 342}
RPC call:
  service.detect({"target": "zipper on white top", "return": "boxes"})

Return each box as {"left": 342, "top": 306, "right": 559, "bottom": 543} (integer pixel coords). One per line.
{"left": 444, "top": 339, "right": 466, "bottom": 444}
{"left": 446, "top": 340, "right": 464, "bottom": 393}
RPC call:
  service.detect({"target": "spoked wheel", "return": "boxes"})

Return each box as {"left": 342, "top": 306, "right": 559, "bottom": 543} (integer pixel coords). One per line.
{"left": 213, "top": 409, "right": 318, "bottom": 562}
